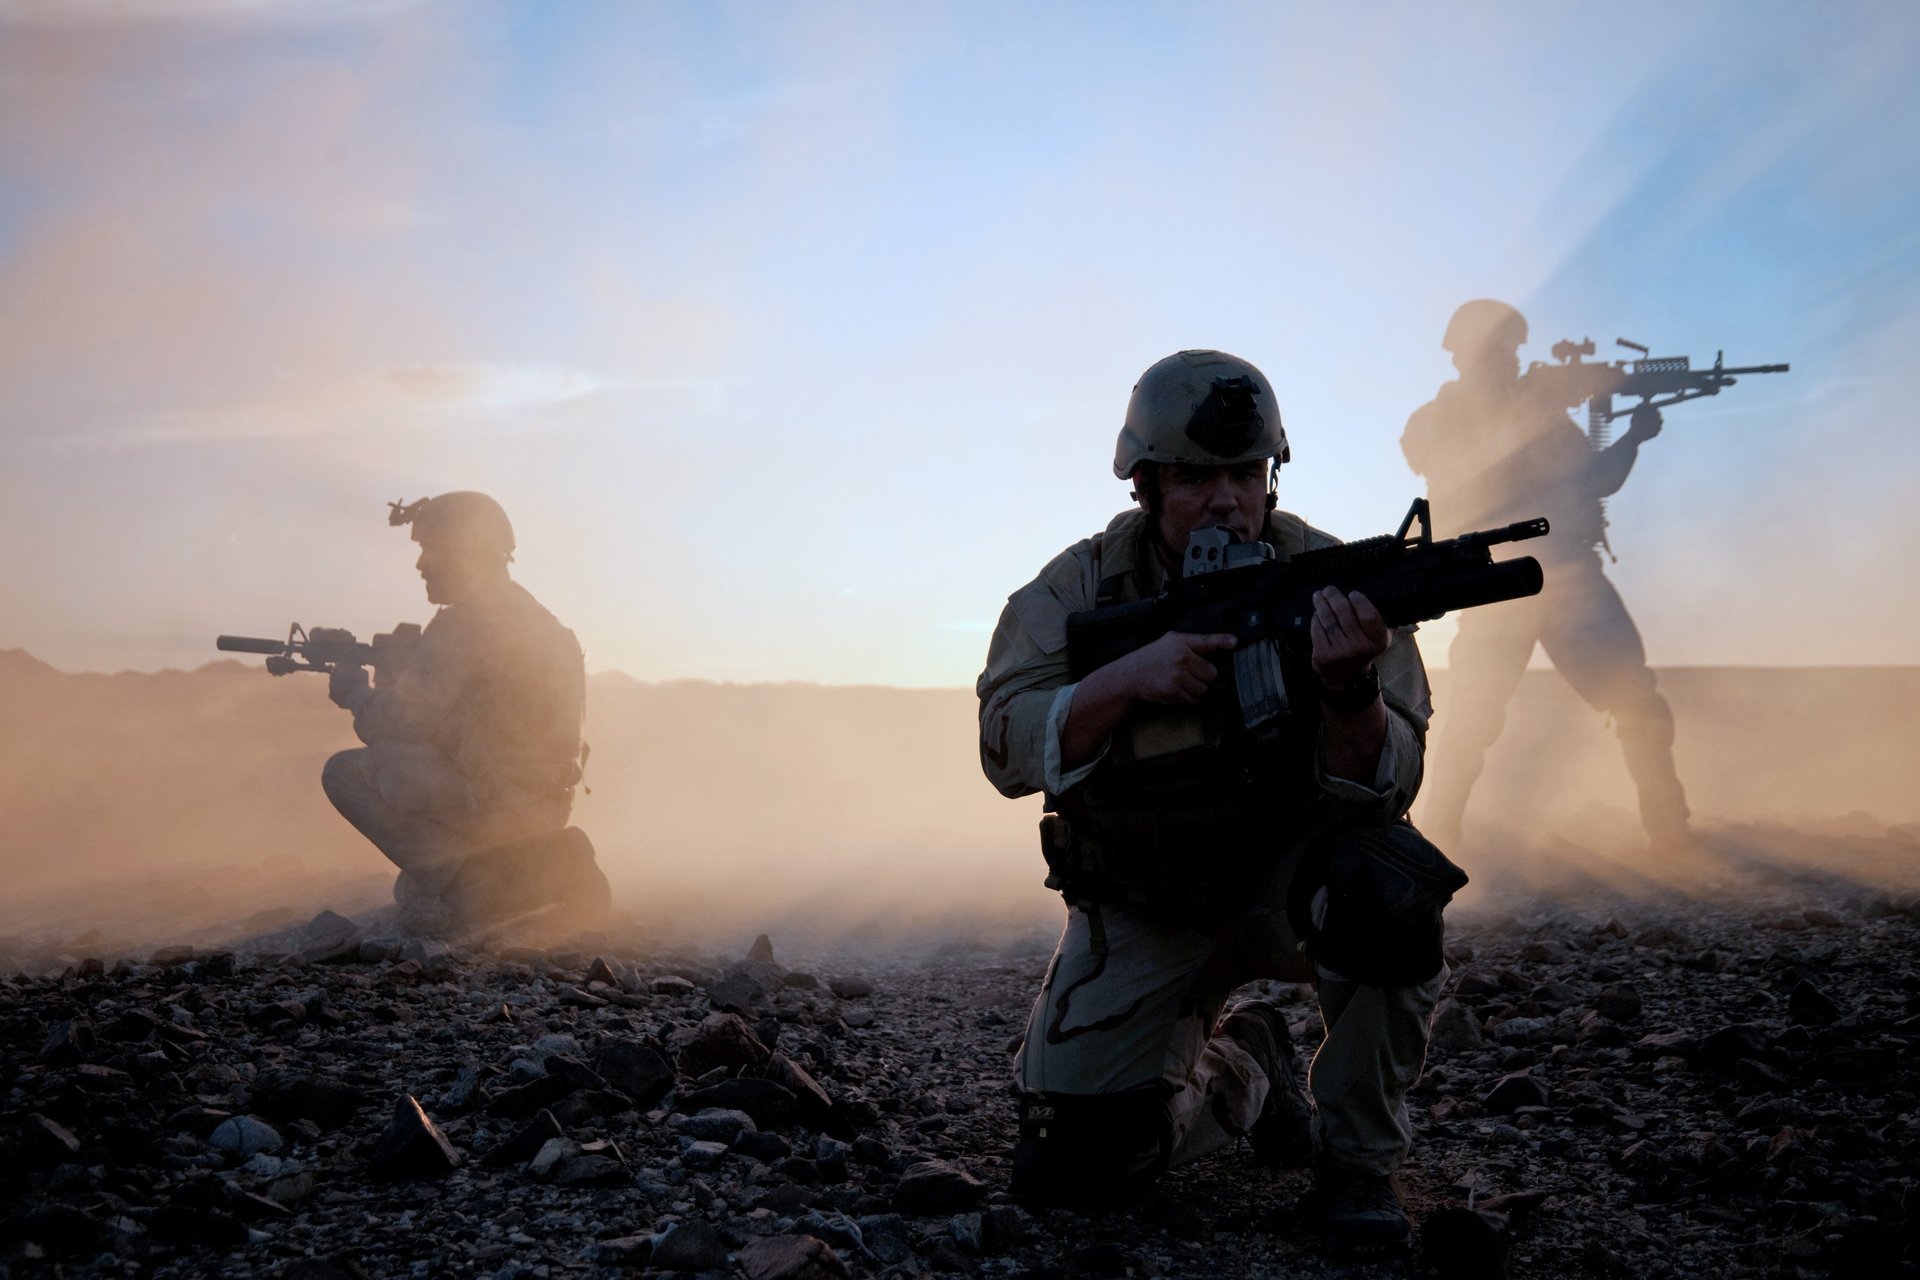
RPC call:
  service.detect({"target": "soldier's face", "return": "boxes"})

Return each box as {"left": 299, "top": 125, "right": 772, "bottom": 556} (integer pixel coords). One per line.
{"left": 1453, "top": 340, "right": 1521, "bottom": 384}
{"left": 1150, "top": 462, "right": 1268, "bottom": 550}
{"left": 415, "top": 539, "right": 492, "bottom": 604}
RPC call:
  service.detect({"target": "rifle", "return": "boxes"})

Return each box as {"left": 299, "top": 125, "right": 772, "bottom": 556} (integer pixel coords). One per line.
{"left": 1523, "top": 336, "right": 1789, "bottom": 450}
{"left": 1067, "top": 500, "right": 1546, "bottom": 728}
{"left": 215, "top": 623, "right": 421, "bottom": 680}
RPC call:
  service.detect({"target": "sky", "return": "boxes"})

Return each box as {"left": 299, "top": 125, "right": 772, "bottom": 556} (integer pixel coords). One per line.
{"left": 2, "top": 0, "right": 1916, "bottom": 685}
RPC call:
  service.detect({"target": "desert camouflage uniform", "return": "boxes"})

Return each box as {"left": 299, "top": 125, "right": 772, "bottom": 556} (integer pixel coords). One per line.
{"left": 978, "top": 507, "right": 1444, "bottom": 1192}
{"left": 322, "top": 580, "right": 586, "bottom": 905}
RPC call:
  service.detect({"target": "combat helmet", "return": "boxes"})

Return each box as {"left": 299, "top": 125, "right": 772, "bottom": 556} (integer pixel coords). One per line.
{"left": 1441, "top": 299, "right": 1528, "bottom": 355}
{"left": 387, "top": 491, "right": 516, "bottom": 559}
{"left": 1113, "top": 349, "right": 1290, "bottom": 481}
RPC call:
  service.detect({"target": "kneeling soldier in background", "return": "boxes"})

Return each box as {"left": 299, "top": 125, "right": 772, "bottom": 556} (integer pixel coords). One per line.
{"left": 323, "top": 492, "right": 608, "bottom": 933}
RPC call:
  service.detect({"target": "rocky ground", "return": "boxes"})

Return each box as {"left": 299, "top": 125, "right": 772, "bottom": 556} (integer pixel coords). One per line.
{"left": 4, "top": 829, "right": 1918, "bottom": 1280}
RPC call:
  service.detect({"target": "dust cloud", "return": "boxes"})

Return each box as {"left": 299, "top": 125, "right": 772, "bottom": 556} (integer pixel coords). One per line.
{"left": 2, "top": 646, "right": 1916, "bottom": 970}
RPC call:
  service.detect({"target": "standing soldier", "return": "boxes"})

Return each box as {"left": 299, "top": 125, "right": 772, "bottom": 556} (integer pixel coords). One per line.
{"left": 1403, "top": 300, "right": 1688, "bottom": 848}
{"left": 321, "top": 492, "right": 608, "bottom": 932}
{"left": 978, "top": 350, "right": 1447, "bottom": 1250}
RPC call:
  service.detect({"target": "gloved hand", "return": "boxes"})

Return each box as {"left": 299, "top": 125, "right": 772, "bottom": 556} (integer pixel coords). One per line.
{"left": 1624, "top": 404, "right": 1664, "bottom": 444}
{"left": 328, "top": 662, "right": 371, "bottom": 710}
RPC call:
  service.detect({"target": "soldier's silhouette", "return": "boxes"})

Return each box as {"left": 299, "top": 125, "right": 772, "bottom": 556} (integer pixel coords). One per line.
{"left": 1402, "top": 301, "right": 1689, "bottom": 848}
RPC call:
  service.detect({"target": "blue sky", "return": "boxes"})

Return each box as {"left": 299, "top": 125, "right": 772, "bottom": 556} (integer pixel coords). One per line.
{"left": 1, "top": 1, "right": 1915, "bottom": 682}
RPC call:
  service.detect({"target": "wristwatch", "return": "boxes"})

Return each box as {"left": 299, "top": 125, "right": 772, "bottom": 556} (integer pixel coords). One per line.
{"left": 1316, "top": 665, "right": 1380, "bottom": 712}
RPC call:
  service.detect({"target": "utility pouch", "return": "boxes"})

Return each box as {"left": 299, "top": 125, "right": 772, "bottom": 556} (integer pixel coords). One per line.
{"left": 1286, "top": 820, "right": 1467, "bottom": 986}
{"left": 1038, "top": 812, "right": 1077, "bottom": 892}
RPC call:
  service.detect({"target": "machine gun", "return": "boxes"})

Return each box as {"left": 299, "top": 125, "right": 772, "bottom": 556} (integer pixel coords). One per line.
{"left": 1523, "top": 336, "right": 1789, "bottom": 450}
{"left": 215, "top": 623, "right": 421, "bottom": 680}
{"left": 1068, "top": 500, "right": 1547, "bottom": 729}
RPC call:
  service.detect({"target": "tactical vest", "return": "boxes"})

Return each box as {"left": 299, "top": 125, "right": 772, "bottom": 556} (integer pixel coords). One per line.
{"left": 1041, "top": 510, "right": 1328, "bottom": 909}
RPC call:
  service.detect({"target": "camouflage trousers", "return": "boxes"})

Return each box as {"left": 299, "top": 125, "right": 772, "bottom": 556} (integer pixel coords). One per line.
{"left": 322, "top": 742, "right": 571, "bottom": 905}
{"left": 1013, "top": 900, "right": 1444, "bottom": 1200}
{"left": 1424, "top": 550, "right": 1689, "bottom": 842}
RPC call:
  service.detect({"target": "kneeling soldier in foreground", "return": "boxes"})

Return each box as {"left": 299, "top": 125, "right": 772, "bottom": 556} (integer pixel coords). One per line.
{"left": 977, "top": 351, "right": 1461, "bottom": 1249}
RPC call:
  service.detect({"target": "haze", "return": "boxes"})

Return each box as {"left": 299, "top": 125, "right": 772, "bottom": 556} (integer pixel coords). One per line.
{"left": 1, "top": 3, "right": 1917, "bottom": 958}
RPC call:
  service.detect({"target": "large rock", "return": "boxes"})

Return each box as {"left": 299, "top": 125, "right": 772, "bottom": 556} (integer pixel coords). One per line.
{"left": 23, "top": 1112, "right": 83, "bottom": 1166}
{"left": 1428, "top": 998, "right": 1485, "bottom": 1054}
{"left": 764, "top": 1053, "right": 840, "bottom": 1132}
{"left": 594, "top": 1040, "right": 676, "bottom": 1109}
{"left": 704, "top": 972, "right": 763, "bottom": 1014}
{"left": 1697, "top": 1023, "right": 1772, "bottom": 1074}
{"left": 38, "top": 1016, "right": 96, "bottom": 1064}
{"left": 1788, "top": 979, "right": 1841, "bottom": 1025}
{"left": 738, "top": 1233, "right": 850, "bottom": 1280}
{"left": 893, "top": 1159, "right": 987, "bottom": 1214}
{"left": 670, "top": 1012, "right": 771, "bottom": 1078}
{"left": 670, "top": 1107, "right": 758, "bottom": 1144}
{"left": 1483, "top": 1072, "right": 1549, "bottom": 1116}
{"left": 678, "top": 1077, "right": 798, "bottom": 1127}
{"left": 652, "top": 1221, "right": 731, "bottom": 1271}
{"left": 210, "top": 1115, "right": 284, "bottom": 1156}
{"left": 365, "top": 1095, "right": 460, "bottom": 1179}
{"left": 300, "top": 910, "right": 364, "bottom": 964}
{"left": 829, "top": 975, "right": 875, "bottom": 999}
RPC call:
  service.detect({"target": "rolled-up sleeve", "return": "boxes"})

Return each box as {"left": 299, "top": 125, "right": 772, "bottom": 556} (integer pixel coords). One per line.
{"left": 1313, "top": 625, "right": 1431, "bottom": 823}
{"left": 976, "top": 542, "right": 1099, "bottom": 798}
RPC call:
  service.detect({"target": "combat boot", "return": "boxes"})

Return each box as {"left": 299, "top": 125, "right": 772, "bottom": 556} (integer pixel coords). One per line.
{"left": 1217, "top": 998, "right": 1314, "bottom": 1167}
{"left": 1302, "top": 1161, "right": 1411, "bottom": 1252}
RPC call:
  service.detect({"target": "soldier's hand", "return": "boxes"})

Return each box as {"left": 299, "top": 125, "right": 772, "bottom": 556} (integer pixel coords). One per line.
{"left": 1625, "top": 404, "right": 1664, "bottom": 444}
{"left": 1114, "top": 631, "right": 1237, "bottom": 705}
{"left": 1310, "top": 588, "right": 1389, "bottom": 694}
{"left": 328, "top": 662, "right": 370, "bottom": 710}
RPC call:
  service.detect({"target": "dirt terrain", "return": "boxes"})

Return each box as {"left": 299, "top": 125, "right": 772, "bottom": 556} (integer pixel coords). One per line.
{"left": 4, "top": 827, "right": 1917, "bottom": 1279}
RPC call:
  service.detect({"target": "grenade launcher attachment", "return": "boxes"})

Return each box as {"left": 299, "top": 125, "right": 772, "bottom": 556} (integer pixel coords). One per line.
{"left": 1066, "top": 499, "right": 1548, "bottom": 728}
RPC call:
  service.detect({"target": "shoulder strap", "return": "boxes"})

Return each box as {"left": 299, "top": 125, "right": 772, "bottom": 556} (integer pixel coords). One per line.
{"left": 1264, "top": 510, "right": 1312, "bottom": 558}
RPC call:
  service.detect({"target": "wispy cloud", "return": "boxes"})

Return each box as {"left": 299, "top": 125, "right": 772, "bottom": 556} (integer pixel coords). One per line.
{"left": 62, "top": 361, "right": 614, "bottom": 448}
{"left": 0, "top": 0, "right": 423, "bottom": 25}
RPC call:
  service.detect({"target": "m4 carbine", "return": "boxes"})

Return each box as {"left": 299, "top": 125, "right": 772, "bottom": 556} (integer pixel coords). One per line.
{"left": 1067, "top": 500, "right": 1547, "bottom": 727}
{"left": 1524, "top": 336, "right": 1789, "bottom": 449}
{"left": 216, "top": 623, "right": 421, "bottom": 680}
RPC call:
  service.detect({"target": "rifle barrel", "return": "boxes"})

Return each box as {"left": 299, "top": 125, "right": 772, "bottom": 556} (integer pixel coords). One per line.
{"left": 216, "top": 635, "right": 290, "bottom": 655}
{"left": 1460, "top": 517, "right": 1551, "bottom": 548}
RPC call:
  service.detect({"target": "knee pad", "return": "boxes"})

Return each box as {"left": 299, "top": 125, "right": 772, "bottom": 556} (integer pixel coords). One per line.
{"left": 1287, "top": 822, "right": 1466, "bottom": 987}
{"left": 1011, "top": 1087, "right": 1169, "bottom": 1208}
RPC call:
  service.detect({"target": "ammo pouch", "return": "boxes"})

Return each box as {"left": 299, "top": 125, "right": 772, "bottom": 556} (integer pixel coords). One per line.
{"left": 1285, "top": 821, "right": 1467, "bottom": 986}
{"left": 1038, "top": 807, "right": 1279, "bottom": 910}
